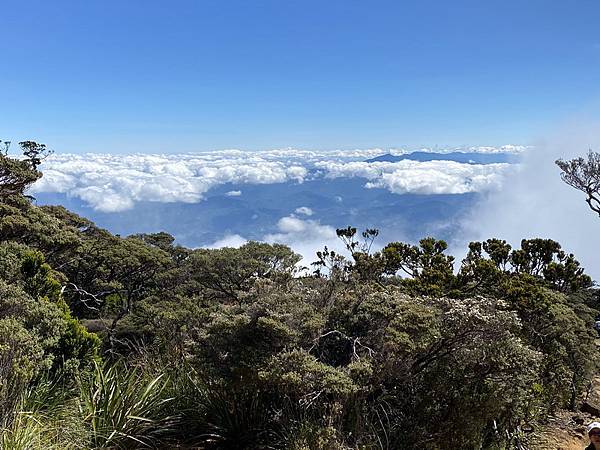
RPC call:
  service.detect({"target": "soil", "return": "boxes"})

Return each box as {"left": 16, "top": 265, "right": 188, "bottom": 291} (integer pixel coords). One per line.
{"left": 527, "top": 410, "right": 591, "bottom": 449}
{"left": 525, "top": 376, "right": 600, "bottom": 450}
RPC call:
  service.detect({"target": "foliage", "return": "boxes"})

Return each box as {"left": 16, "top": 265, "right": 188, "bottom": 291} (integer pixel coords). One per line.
{"left": 460, "top": 237, "right": 592, "bottom": 294}
{"left": 0, "top": 144, "right": 599, "bottom": 449}
{"left": 186, "top": 241, "right": 301, "bottom": 302}
{"left": 382, "top": 237, "right": 455, "bottom": 295}
{"left": 80, "top": 362, "right": 172, "bottom": 449}
{"left": 0, "top": 376, "right": 86, "bottom": 449}
{"left": 0, "top": 140, "right": 50, "bottom": 200}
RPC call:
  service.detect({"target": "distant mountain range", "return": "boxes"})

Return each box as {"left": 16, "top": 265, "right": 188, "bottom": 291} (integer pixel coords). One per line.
{"left": 366, "top": 151, "right": 520, "bottom": 164}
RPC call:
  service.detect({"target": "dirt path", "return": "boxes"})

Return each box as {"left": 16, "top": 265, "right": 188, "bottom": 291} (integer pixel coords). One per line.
{"left": 527, "top": 410, "right": 590, "bottom": 449}
{"left": 527, "top": 376, "right": 600, "bottom": 449}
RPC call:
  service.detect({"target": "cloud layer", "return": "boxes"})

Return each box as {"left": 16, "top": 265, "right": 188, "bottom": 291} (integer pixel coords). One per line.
{"left": 31, "top": 147, "right": 518, "bottom": 212}
{"left": 316, "top": 160, "right": 511, "bottom": 195}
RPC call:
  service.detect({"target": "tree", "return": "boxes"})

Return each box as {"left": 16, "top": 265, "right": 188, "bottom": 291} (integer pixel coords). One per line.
{"left": 0, "top": 244, "right": 100, "bottom": 425}
{"left": 59, "top": 229, "right": 173, "bottom": 345}
{"left": 0, "top": 140, "right": 51, "bottom": 200}
{"left": 186, "top": 242, "right": 301, "bottom": 302}
{"left": 459, "top": 238, "right": 591, "bottom": 294}
{"left": 329, "top": 226, "right": 384, "bottom": 282}
{"left": 556, "top": 150, "right": 600, "bottom": 216}
{"left": 382, "top": 237, "right": 455, "bottom": 295}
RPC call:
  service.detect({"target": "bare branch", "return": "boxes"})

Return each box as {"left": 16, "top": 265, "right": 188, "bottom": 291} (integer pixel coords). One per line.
{"left": 556, "top": 150, "right": 600, "bottom": 217}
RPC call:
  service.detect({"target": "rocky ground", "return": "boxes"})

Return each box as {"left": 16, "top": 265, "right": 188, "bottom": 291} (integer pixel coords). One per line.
{"left": 526, "top": 377, "right": 600, "bottom": 449}
{"left": 527, "top": 410, "right": 592, "bottom": 449}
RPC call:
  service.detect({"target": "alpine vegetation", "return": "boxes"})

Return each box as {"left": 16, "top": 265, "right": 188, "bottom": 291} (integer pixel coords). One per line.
{"left": 0, "top": 141, "right": 598, "bottom": 449}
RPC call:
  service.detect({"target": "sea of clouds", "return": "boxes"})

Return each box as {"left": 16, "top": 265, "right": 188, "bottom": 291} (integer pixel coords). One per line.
{"left": 31, "top": 146, "right": 521, "bottom": 213}
{"left": 27, "top": 140, "right": 600, "bottom": 278}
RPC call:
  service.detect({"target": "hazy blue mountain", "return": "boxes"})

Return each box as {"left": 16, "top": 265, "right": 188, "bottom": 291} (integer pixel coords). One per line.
{"left": 366, "top": 151, "right": 520, "bottom": 164}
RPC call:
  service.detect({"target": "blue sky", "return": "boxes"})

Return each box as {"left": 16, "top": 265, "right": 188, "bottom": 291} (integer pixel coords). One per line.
{"left": 2, "top": 0, "right": 600, "bottom": 153}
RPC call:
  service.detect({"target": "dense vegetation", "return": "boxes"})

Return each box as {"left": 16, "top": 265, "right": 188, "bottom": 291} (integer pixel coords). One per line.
{"left": 0, "top": 141, "right": 599, "bottom": 449}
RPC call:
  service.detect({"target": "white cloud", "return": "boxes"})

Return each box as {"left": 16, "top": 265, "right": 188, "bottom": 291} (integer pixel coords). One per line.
{"left": 286, "top": 166, "right": 308, "bottom": 182}
{"left": 31, "top": 147, "right": 517, "bottom": 212}
{"left": 31, "top": 152, "right": 308, "bottom": 212}
{"left": 205, "top": 234, "right": 248, "bottom": 249}
{"left": 316, "top": 160, "right": 511, "bottom": 195}
{"left": 263, "top": 214, "right": 341, "bottom": 266}
{"left": 265, "top": 215, "right": 337, "bottom": 242}
{"left": 294, "top": 206, "right": 313, "bottom": 216}
{"left": 276, "top": 216, "right": 309, "bottom": 233}
{"left": 226, "top": 190, "right": 242, "bottom": 197}
{"left": 467, "top": 145, "right": 527, "bottom": 154}
{"left": 72, "top": 186, "right": 134, "bottom": 212}
{"left": 389, "top": 145, "right": 528, "bottom": 155}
